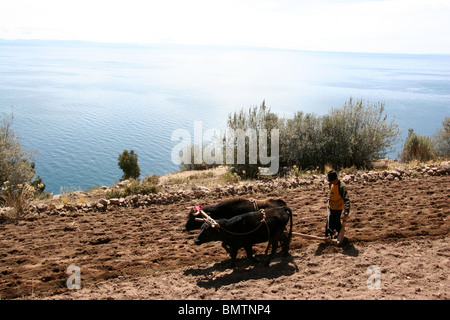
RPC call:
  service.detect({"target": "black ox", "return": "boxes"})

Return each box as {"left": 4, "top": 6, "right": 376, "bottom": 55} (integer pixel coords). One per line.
{"left": 194, "top": 206, "right": 293, "bottom": 267}
{"left": 182, "top": 197, "right": 287, "bottom": 232}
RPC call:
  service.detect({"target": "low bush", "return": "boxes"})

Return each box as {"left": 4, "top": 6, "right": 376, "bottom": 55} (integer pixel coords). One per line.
{"left": 1, "top": 182, "right": 35, "bottom": 223}
{"left": 226, "top": 98, "right": 401, "bottom": 177}
{"left": 400, "top": 129, "right": 436, "bottom": 163}
{"left": 106, "top": 177, "right": 160, "bottom": 199}
{"left": 433, "top": 117, "right": 450, "bottom": 158}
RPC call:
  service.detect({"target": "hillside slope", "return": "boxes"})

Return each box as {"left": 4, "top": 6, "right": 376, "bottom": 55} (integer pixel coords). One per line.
{"left": 1, "top": 172, "right": 448, "bottom": 300}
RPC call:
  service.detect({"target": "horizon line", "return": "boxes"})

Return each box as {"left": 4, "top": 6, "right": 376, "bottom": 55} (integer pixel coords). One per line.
{"left": 1, "top": 38, "right": 449, "bottom": 56}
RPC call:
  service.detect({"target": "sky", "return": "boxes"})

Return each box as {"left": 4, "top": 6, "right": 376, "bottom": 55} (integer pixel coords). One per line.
{"left": 0, "top": 0, "right": 449, "bottom": 54}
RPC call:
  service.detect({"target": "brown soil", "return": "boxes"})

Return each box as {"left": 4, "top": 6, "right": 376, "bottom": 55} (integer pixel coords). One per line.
{"left": 1, "top": 175, "right": 449, "bottom": 300}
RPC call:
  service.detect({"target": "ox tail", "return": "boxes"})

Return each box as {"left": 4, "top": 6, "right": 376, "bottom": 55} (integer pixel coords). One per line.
{"left": 285, "top": 206, "right": 293, "bottom": 246}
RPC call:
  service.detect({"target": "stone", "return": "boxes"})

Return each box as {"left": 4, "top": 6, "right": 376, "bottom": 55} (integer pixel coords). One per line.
{"left": 98, "top": 198, "right": 109, "bottom": 206}
{"left": 36, "top": 203, "right": 48, "bottom": 212}
{"left": 388, "top": 170, "right": 401, "bottom": 177}
{"left": 342, "top": 175, "right": 352, "bottom": 184}
{"left": 109, "top": 198, "right": 121, "bottom": 205}
{"left": 117, "top": 180, "right": 131, "bottom": 187}
{"left": 64, "top": 203, "right": 76, "bottom": 211}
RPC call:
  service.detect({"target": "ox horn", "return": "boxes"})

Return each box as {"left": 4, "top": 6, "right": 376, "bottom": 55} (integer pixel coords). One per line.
{"left": 200, "top": 210, "right": 219, "bottom": 228}
{"left": 200, "top": 210, "right": 210, "bottom": 219}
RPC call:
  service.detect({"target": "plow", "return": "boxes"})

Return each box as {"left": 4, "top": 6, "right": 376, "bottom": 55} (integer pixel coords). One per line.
{"left": 292, "top": 201, "right": 347, "bottom": 245}
{"left": 291, "top": 220, "right": 346, "bottom": 245}
{"left": 291, "top": 231, "right": 338, "bottom": 243}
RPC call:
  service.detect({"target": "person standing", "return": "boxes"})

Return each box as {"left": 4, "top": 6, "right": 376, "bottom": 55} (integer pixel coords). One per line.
{"left": 325, "top": 170, "right": 350, "bottom": 240}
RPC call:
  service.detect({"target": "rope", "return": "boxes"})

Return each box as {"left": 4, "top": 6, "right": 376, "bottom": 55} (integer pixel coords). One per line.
{"left": 197, "top": 207, "right": 272, "bottom": 255}
{"left": 217, "top": 209, "right": 272, "bottom": 254}
{"left": 217, "top": 209, "right": 268, "bottom": 236}
{"left": 249, "top": 198, "right": 259, "bottom": 211}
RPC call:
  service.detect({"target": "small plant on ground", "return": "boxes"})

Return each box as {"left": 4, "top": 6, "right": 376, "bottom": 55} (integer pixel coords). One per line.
{"left": 1, "top": 181, "right": 35, "bottom": 223}
{"left": 105, "top": 176, "right": 161, "bottom": 199}
{"left": 220, "top": 172, "right": 240, "bottom": 184}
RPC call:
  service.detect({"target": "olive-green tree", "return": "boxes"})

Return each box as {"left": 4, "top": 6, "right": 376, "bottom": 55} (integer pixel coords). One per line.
{"left": 0, "top": 113, "right": 38, "bottom": 221}
{"left": 0, "top": 113, "right": 35, "bottom": 188}
{"left": 118, "top": 149, "right": 140, "bottom": 181}
{"left": 226, "top": 100, "right": 281, "bottom": 178}
{"left": 433, "top": 117, "right": 450, "bottom": 158}
{"left": 281, "top": 98, "right": 400, "bottom": 170}
{"left": 321, "top": 98, "right": 400, "bottom": 169}
{"left": 400, "top": 128, "right": 436, "bottom": 162}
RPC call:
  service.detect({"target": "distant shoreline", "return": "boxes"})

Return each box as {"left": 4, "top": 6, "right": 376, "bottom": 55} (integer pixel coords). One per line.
{"left": 2, "top": 38, "right": 450, "bottom": 56}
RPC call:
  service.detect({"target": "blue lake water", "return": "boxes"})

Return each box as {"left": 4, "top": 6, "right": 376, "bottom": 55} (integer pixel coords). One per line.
{"left": 1, "top": 40, "right": 449, "bottom": 194}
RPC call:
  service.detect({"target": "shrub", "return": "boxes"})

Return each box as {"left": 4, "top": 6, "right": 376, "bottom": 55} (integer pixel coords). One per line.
{"left": 0, "top": 113, "right": 35, "bottom": 188}
{"left": 118, "top": 150, "right": 140, "bottom": 181}
{"left": 123, "top": 179, "right": 159, "bottom": 196}
{"left": 181, "top": 98, "right": 401, "bottom": 177}
{"left": 31, "top": 174, "right": 48, "bottom": 199}
{"left": 106, "top": 178, "right": 160, "bottom": 199}
{"left": 400, "top": 128, "right": 436, "bottom": 162}
{"left": 1, "top": 182, "right": 35, "bottom": 223}
{"left": 105, "top": 188, "right": 122, "bottom": 199}
{"left": 281, "top": 111, "right": 323, "bottom": 169}
{"left": 312, "top": 98, "right": 399, "bottom": 169}
{"left": 178, "top": 144, "right": 216, "bottom": 171}
{"left": 433, "top": 117, "right": 450, "bottom": 158}
{"left": 281, "top": 98, "right": 400, "bottom": 170}
{"left": 142, "top": 174, "right": 160, "bottom": 185}
{"left": 226, "top": 100, "right": 281, "bottom": 179}
{"left": 220, "top": 172, "right": 240, "bottom": 184}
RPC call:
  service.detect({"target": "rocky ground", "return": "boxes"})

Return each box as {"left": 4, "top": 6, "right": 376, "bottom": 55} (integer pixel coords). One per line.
{"left": 0, "top": 163, "right": 449, "bottom": 300}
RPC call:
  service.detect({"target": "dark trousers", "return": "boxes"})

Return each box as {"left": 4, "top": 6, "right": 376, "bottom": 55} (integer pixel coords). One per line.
{"left": 325, "top": 209, "right": 342, "bottom": 237}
